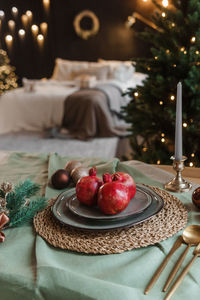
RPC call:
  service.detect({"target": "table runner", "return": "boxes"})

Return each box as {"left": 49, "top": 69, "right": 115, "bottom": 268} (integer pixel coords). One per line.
{"left": 0, "top": 151, "right": 200, "bottom": 300}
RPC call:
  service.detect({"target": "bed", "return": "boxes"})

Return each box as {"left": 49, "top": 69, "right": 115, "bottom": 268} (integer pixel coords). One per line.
{"left": 0, "top": 58, "right": 146, "bottom": 138}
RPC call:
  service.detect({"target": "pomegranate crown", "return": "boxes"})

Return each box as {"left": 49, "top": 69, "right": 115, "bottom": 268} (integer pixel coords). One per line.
{"left": 103, "top": 173, "right": 112, "bottom": 183}
{"left": 89, "top": 167, "right": 97, "bottom": 177}
{"left": 112, "top": 173, "right": 123, "bottom": 182}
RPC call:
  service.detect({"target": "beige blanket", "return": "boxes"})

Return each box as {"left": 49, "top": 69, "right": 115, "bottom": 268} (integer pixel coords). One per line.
{"left": 62, "top": 85, "right": 129, "bottom": 139}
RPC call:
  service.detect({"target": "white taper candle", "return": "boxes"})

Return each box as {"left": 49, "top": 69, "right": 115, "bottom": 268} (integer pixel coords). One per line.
{"left": 174, "top": 82, "right": 182, "bottom": 160}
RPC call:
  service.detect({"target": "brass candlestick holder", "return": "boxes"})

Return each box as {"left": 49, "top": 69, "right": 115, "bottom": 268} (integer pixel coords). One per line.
{"left": 164, "top": 156, "right": 192, "bottom": 192}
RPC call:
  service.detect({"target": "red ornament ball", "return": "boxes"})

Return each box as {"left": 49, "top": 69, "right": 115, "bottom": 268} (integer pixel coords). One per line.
{"left": 51, "top": 169, "right": 70, "bottom": 189}
{"left": 192, "top": 187, "right": 200, "bottom": 208}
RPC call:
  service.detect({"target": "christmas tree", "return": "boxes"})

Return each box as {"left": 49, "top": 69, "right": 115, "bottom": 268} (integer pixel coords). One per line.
{"left": 0, "top": 49, "right": 18, "bottom": 95}
{"left": 123, "top": 0, "right": 200, "bottom": 167}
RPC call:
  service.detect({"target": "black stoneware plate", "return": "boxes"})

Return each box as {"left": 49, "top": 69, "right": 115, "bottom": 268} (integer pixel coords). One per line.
{"left": 51, "top": 184, "right": 164, "bottom": 231}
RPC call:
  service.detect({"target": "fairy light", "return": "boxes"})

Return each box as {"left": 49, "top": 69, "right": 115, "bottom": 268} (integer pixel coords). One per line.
{"left": 143, "top": 147, "right": 148, "bottom": 152}
{"left": 18, "top": 29, "right": 25, "bottom": 37}
{"left": 184, "top": 50, "right": 187, "bottom": 54}
{"left": 162, "top": 0, "right": 168, "bottom": 7}
{"left": 5, "top": 35, "right": 13, "bottom": 49}
{"left": 37, "top": 34, "right": 44, "bottom": 49}
{"left": 166, "top": 49, "right": 170, "bottom": 54}
{"left": 170, "top": 95, "right": 175, "bottom": 101}
{"left": 40, "top": 22, "right": 48, "bottom": 35}
{"left": 134, "top": 92, "right": 139, "bottom": 97}
{"left": 173, "top": 64, "right": 176, "bottom": 67}
{"left": 8, "top": 20, "right": 15, "bottom": 31}
{"left": 161, "top": 133, "right": 165, "bottom": 137}
{"left": 180, "top": 47, "right": 185, "bottom": 52}
{"left": 147, "top": 66, "right": 151, "bottom": 71}
{"left": 157, "top": 160, "right": 161, "bottom": 165}
{"left": 26, "top": 10, "right": 33, "bottom": 23}
{"left": 0, "top": 10, "right": 4, "bottom": 18}
{"left": 11, "top": 7, "right": 18, "bottom": 17}
{"left": 171, "top": 23, "right": 175, "bottom": 27}
{"left": 191, "top": 153, "right": 195, "bottom": 157}
{"left": 154, "top": 56, "right": 158, "bottom": 60}
{"left": 21, "top": 14, "right": 28, "bottom": 28}
{"left": 195, "top": 50, "right": 199, "bottom": 55}
{"left": 159, "top": 101, "right": 163, "bottom": 105}
{"left": 43, "top": 0, "right": 50, "bottom": 14}
{"left": 161, "top": 138, "right": 165, "bottom": 143}
{"left": 162, "top": 12, "right": 166, "bottom": 17}
{"left": 191, "top": 36, "right": 196, "bottom": 43}
{"left": 183, "top": 122, "right": 188, "bottom": 127}
{"left": 31, "top": 24, "right": 39, "bottom": 36}
{"left": 189, "top": 162, "right": 194, "bottom": 167}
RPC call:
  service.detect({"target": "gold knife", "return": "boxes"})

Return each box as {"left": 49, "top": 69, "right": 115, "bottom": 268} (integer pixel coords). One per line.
{"left": 144, "top": 235, "right": 183, "bottom": 295}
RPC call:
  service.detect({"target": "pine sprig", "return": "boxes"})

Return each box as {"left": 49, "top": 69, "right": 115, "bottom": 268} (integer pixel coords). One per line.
{"left": 3, "top": 179, "right": 47, "bottom": 228}
{"left": 8, "top": 197, "right": 47, "bottom": 228}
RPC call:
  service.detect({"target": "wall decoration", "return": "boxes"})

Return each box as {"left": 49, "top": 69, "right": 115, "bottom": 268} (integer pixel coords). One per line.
{"left": 73, "top": 10, "right": 100, "bottom": 40}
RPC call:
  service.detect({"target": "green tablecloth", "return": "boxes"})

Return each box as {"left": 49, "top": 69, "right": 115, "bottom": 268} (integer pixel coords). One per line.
{"left": 0, "top": 152, "right": 200, "bottom": 300}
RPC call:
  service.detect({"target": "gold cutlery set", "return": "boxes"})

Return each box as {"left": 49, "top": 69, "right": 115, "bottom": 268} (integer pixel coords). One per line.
{"left": 144, "top": 225, "right": 200, "bottom": 300}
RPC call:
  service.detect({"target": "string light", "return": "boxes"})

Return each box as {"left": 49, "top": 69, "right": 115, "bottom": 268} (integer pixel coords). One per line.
{"left": 162, "top": 0, "right": 168, "bottom": 7}
{"left": 147, "top": 66, "right": 151, "bottom": 71}
{"left": 0, "top": 10, "right": 4, "bottom": 18}
{"left": 37, "top": 34, "right": 44, "bottom": 48}
{"left": 5, "top": 35, "right": 13, "bottom": 49}
{"left": 161, "top": 138, "right": 165, "bottom": 142}
{"left": 183, "top": 122, "right": 188, "bottom": 127}
{"left": 162, "top": 12, "right": 166, "bottom": 17}
{"left": 189, "top": 162, "right": 194, "bottom": 167}
{"left": 170, "top": 95, "right": 175, "bottom": 101}
{"left": 191, "top": 36, "right": 196, "bottom": 43}
{"left": 191, "top": 153, "right": 195, "bottom": 157}
{"left": 159, "top": 101, "right": 163, "bottom": 105}
{"left": 166, "top": 49, "right": 170, "bottom": 54}
{"left": 195, "top": 50, "right": 199, "bottom": 55}
{"left": 134, "top": 92, "right": 139, "bottom": 97}
{"left": 143, "top": 147, "right": 148, "bottom": 152}
{"left": 184, "top": 50, "right": 187, "bottom": 54}
{"left": 18, "top": 29, "right": 25, "bottom": 37}
{"left": 157, "top": 160, "right": 161, "bottom": 165}
{"left": 180, "top": 47, "right": 185, "bottom": 52}
{"left": 11, "top": 7, "right": 18, "bottom": 16}
{"left": 21, "top": 14, "right": 28, "bottom": 27}
{"left": 8, "top": 20, "right": 15, "bottom": 31}
{"left": 161, "top": 133, "right": 165, "bottom": 137}
{"left": 31, "top": 24, "right": 39, "bottom": 36}
{"left": 173, "top": 64, "right": 176, "bottom": 68}
{"left": 154, "top": 56, "right": 158, "bottom": 60}
{"left": 171, "top": 23, "right": 175, "bottom": 27}
{"left": 40, "top": 22, "right": 48, "bottom": 35}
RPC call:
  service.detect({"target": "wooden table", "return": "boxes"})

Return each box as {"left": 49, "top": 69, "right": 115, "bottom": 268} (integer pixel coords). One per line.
{"left": 155, "top": 165, "right": 200, "bottom": 185}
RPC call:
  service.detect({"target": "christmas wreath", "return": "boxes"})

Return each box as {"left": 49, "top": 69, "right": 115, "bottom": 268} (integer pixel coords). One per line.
{"left": 73, "top": 10, "right": 100, "bottom": 40}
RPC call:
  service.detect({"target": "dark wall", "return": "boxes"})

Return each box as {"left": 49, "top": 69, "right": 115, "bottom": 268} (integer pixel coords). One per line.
{"left": 0, "top": 0, "right": 153, "bottom": 79}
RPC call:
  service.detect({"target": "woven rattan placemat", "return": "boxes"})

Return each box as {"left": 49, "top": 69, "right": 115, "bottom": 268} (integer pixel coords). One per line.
{"left": 33, "top": 186, "right": 188, "bottom": 254}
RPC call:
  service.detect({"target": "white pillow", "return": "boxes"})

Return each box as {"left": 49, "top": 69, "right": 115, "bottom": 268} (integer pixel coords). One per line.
{"left": 71, "top": 65, "right": 109, "bottom": 81}
{"left": 52, "top": 58, "right": 89, "bottom": 80}
{"left": 98, "top": 59, "right": 135, "bottom": 82}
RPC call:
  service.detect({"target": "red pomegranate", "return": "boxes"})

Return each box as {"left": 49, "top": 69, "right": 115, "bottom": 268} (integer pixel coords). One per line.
{"left": 76, "top": 167, "right": 102, "bottom": 206}
{"left": 98, "top": 173, "right": 130, "bottom": 215}
{"left": 112, "top": 172, "right": 136, "bottom": 199}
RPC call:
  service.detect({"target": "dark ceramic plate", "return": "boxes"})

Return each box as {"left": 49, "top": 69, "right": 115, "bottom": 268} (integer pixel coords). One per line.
{"left": 51, "top": 184, "right": 164, "bottom": 231}
{"left": 68, "top": 188, "right": 152, "bottom": 221}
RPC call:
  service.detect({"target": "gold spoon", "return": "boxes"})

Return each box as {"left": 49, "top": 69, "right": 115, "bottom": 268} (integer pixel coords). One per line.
{"left": 144, "top": 235, "right": 183, "bottom": 294}
{"left": 163, "top": 225, "right": 200, "bottom": 292}
{"left": 165, "top": 242, "right": 200, "bottom": 300}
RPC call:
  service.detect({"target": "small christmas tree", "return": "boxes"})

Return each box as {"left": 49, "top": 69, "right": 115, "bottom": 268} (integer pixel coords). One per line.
{"left": 123, "top": 0, "right": 200, "bottom": 167}
{"left": 0, "top": 49, "right": 18, "bottom": 95}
